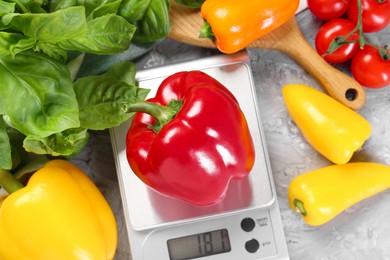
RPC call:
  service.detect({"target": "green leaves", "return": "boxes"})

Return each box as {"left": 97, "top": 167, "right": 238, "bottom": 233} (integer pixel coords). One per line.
{"left": 118, "top": 0, "right": 151, "bottom": 21}
{"left": 59, "top": 14, "right": 136, "bottom": 55}
{"left": 1, "top": 6, "right": 136, "bottom": 60}
{"left": 24, "top": 127, "right": 89, "bottom": 157}
{"left": 4, "top": 7, "right": 87, "bottom": 43}
{"left": 74, "top": 62, "right": 149, "bottom": 130}
{"left": 0, "top": 54, "right": 148, "bottom": 163}
{"left": 118, "top": 0, "right": 171, "bottom": 43}
{"left": 0, "top": 1, "right": 15, "bottom": 16}
{"left": 0, "top": 51, "right": 80, "bottom": 137}
{"left": 0, "top": 56, "right": 147, "bottom": 162}
{"left": 0, "top": 0, "right": 168, "bottom": 170}
{"left": 175, "top": 0, "right": 205, "bottom": 8}
{"left": 0, "top": 32, "right": 26, "bottom": 55}
{"left": 0, "top": 119, "right": 11, "bottom": 170}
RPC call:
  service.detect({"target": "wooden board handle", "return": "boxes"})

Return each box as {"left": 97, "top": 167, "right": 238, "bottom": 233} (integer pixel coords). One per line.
{"left": 250, "top": 18, "right": 366, "bottom": 110}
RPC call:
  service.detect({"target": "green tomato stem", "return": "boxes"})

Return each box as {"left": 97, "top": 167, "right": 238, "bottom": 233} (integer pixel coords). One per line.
{"left": 356, "top": 0, "right": 366, "bottom": 48}
{"left": 0, "top": 169, "right": 24, "bottom": 194}
{"left": 377, "top": 45, "right": 390, "bottom": 61}
{"left": 127, "top": 100, "right": 182, "bottom": 133}
{"left": 325, "top": 0, "right": 366, "bottom": 56}
{"left": 341, "top": 0, "right": 365, "bottom": 47}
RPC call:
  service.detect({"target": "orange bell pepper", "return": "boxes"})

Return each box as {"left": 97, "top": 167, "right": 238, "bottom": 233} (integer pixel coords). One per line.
{"left": 200, "top": 0, "right": 300, "bottom": 54}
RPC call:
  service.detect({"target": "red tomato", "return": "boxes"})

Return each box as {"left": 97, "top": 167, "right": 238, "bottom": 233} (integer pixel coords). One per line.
{"left": 315, "top": 18, "right": 359, "bottom": 63}
{"left": 348, "top": 0, "right": 390, "bottom": 32}
{"left": 351, "top": 45, "right": 390, "bottom": 88}
{"left": 308, "top": 0, "right": 351, "bottom": 20}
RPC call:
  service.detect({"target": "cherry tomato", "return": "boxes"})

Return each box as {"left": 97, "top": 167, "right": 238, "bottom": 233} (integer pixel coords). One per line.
{"left": 315, "top": 18, "right": 359, "bottom": 63}
{"left": 308, "top": 0, "right": 351, "bottom": 20}
{"left": 351, "top": 45, "right": 390, "bottom": 88}
{"left": 348, "top": 0, "right": 390, "bottom": 32}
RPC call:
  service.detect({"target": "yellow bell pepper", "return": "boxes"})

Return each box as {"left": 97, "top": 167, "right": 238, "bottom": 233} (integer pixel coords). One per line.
{"left": 288, "top": 162, "right": 390, "bottom": 226}
{"left": 282, "top": 84, "right": 371, "bottom": 164}
{"left": 0, "top": 159, "right": 117, "bottom": 260}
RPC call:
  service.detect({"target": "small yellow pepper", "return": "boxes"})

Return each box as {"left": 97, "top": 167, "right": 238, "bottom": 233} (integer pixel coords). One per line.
{"left": 200, "top": 0, "right": 299, "bottom": 54}
{"left": 282, "top": 84, "right": 371, "bottom": 164}
{"left": 288, "top": 162, "right": 390, "bottom": 226}
{"left": 0, "top": 159, "right": 117, "bottom": 260}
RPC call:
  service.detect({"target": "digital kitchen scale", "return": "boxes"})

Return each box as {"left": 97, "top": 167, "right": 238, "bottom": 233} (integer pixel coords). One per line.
{"left": 110, "top": 51, "right": 289, "bottom": 260}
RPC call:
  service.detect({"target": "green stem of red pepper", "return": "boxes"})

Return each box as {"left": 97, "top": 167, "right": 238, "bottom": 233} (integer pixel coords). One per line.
{"left": 0, "top": 169, "right": 24, "bottom": 194}
{"left": 127, "top": 99, "right": 182, "bottom": 133}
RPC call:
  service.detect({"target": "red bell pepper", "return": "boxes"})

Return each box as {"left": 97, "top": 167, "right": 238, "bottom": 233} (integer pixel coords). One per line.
{"left": 126, "top": 71, "right": 255, "bottom": 206}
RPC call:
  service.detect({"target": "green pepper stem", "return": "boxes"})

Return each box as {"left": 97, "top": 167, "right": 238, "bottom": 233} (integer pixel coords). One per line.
{"left": 199, "top": 20, "right": 216, "bottom": 40}
{"left": 0, "top": 169, "right": 24, "bottom": 194}
{"left": 127, "top": 100, "right": 182, "bottom": 133}
{"left": 293, "top": 199, "right": 307, "bottom": 216}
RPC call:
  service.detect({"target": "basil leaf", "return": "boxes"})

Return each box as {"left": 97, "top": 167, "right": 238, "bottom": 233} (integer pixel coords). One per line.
{"left": 0, "top": 118, "right": 12, "bottom": 170}
{"left": 104, "top": 59, "right": 137, "bottom": 86}
{"left": 0, "top": 51, "right": 80, "bottom": 137}
{"left": 50, "top": 0, "right": 122, "bottom": 19}
{"left": 5, "top": 6, "right": 87, "bottom": 43}
{"left": 59, "top": 13, "right": 136, "bottom": 55}
{"left": 0, "top": 13, "right": 18, "bottom": 30}
{"left": 132, "top": 0, "right": 171, "bottom": 43}
{"left": 11, "top": 0, "right": 47, "bottom": 13}
{"left": 49, "top": 0, "right": 77, "bottom": 12}
{"left": 118, "top": 0, "right": 151, "bottom": 21}
{"left": 174, "top": 0, "right": 204, "bottom": 8}
{"left": 89, "top": 0, "right": 122, "bottom": 19}
{"left": 10, "top": 37, "right": 35, "bottom": 55}
{"left": 0, "top": 1, "right": 15, "bottom": 16}
{"left": 0, "top": 32, "right": 27, "bottom": 55}
{"left": 118, "top": 0, "right": 170, "bottom": 43}
{"left": 34, "top": 41, "right": 68, "bottom": 62}
{"left": 23, "top": 127, "right": 89, "bottom": 157}
{"left": 74, "top": 62, "right": 149, "bottom": 130}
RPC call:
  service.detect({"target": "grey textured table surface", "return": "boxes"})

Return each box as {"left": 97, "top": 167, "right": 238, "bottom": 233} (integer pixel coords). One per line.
{"left": 72, "top": 9, "right": 390, "bottom": 260}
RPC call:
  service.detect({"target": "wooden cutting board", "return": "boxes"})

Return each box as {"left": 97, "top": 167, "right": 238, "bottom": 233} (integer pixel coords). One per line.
{"left": 168, "top": 2, "right": 366, "bottom": 110}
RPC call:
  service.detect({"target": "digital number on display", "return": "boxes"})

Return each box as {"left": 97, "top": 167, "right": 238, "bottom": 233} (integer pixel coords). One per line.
{"left": 167, "top": 229, "right": 231, "bottom": 260}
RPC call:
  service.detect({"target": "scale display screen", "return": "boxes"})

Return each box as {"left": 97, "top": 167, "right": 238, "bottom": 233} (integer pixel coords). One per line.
{"left": 167, "top": 229, "right": 231, "bottom": 260}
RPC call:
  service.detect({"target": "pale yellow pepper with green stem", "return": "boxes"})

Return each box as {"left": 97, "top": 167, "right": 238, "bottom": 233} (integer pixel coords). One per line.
{"left": 288, "top": 162, "right": 390, "bottom": 226}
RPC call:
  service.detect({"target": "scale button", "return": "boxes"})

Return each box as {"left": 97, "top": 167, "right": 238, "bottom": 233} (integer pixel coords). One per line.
{"left": 245, "top": 239, "right": 260, "bottom": 253}
{"left": 241, "top": 217, "right": 256, "bottom": 232}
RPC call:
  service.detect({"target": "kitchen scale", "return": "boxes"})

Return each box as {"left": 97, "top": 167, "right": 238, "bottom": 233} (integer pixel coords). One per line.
{"left": 110, "top": 51, "right": 289, "bottom": 260}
